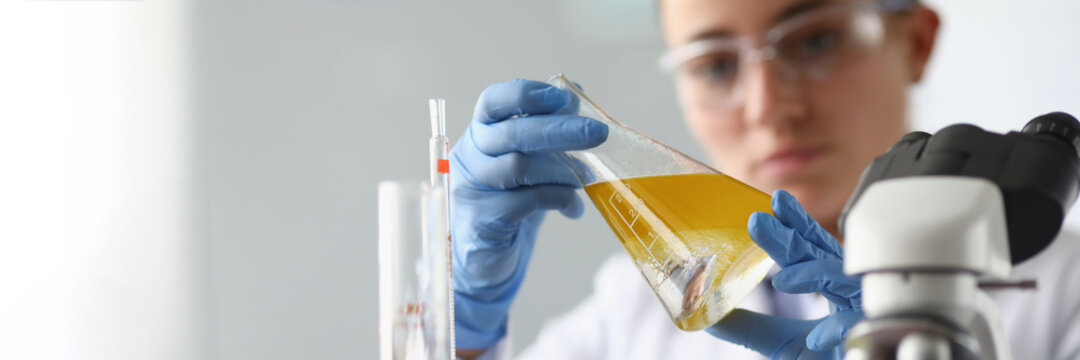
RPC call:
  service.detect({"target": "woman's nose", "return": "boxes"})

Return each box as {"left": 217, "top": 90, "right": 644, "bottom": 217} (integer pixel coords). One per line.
{"left": 741, "top": 60, "right": 808, "bottom": 127}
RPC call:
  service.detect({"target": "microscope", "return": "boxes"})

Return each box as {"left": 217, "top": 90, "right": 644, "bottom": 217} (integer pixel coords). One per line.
{"left": 839, "top": 112, "right": 1080, "bottom": 359}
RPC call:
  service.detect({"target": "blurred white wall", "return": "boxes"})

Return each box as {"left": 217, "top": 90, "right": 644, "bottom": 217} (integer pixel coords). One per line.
{"left": 3, "top": 1, "right": 1079, "bottom": 359}
{"left": 914, "top": 0, "right": 1080, "bottom": 135}
{"left": 0, "top": 1, "right": 204, "bottom": 360}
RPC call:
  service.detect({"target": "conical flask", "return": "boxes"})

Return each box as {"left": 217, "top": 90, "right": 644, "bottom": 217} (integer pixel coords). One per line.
{"left": 548, "top": 74, "right": 776, "bottom": 331}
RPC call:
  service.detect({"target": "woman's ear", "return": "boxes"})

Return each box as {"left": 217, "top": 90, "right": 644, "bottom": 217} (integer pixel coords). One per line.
{"left": 906, "top": 6, "right": 941, "bottom": 83}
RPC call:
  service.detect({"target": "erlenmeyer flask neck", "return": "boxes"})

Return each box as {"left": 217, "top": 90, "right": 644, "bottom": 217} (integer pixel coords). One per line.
{"left": 547, "top": 74, "right": 626, "bottom": 129}
{"left": 545, "top": 74, "right": 718, "bottom": 187}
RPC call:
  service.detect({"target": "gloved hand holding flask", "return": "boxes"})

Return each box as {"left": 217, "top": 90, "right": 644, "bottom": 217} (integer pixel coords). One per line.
{"left": 450, "top": 79, "right": 608, "bottom": 350}
{"left": 708, "top": 190, "right": 863, "bottom": 359}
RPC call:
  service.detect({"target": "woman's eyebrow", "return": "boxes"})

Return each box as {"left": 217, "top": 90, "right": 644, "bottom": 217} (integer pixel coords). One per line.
{"left": 687, "top": 29, "right": 734, "bottom": 43}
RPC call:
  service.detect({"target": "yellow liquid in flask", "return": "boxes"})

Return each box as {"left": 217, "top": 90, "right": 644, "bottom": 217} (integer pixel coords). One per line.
{"left": 584, "top": 173, "right": 776, "bottom": 331}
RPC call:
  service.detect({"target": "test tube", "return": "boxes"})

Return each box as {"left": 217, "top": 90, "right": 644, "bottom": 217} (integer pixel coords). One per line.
{"left": 378, "top": 181, "right": 450, "bottom": 360}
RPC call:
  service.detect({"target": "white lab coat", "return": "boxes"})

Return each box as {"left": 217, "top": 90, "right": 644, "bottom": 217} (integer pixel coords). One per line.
{"left": 493, "top": 230, "right": 1080, "bottom": 359}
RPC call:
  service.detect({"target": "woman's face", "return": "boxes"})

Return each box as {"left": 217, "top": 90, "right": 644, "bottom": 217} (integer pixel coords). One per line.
{"left": 660, "top": 0, "right": 937, "bottom": 234}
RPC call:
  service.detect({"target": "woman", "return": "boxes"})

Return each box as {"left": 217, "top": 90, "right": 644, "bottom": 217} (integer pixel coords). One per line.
{"left": 451, "top": 0, "right": 1080, "bottom": 358}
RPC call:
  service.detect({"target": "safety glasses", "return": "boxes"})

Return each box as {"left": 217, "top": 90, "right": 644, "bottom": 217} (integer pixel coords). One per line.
{"left": 659, "top": 1, "right": 914, "bottom": 110}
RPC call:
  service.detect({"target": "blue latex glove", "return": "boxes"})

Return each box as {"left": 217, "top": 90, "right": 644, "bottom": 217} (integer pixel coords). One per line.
{"left": 450, "top": 79, "right": 608, "bottom": 349}
{"left": 707, "top": 190, "right": 863, "bottom": 359}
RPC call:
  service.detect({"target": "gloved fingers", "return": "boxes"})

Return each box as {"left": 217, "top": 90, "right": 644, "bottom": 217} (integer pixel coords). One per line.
{"left": 771, "top": 190, "right": 843, "bottom": 258}
{"left": 550, "top": 82, "right": 582, "bottom": 115}
{"left": 748, "top": 212, "right": 836, "bottom": 267}
{"left": 806, "top": 310, "right": 864, "bottom": 351}
{"left": 456, "top": 184, "right": 585, "bottom": 234}
{"left": 470, "top": 113, "right": 607, "bottom": 156}
{"left": 772, "top": 259, "right": 861, "bottom": 306}
{"left": 452, "top": 133, "right": 582, "bottom": 189}
{"left": 473, "top": 79, "right": 576, "bottom": 124}
{"left": 453, "top": 211, "right": 544, "bottom": 293}
{"left": 706, "top": 308, "right": 818, "bottom": 358}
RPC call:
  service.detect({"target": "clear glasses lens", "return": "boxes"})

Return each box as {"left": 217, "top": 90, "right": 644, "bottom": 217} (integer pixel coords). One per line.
{"left": 681, "top": 46, "right": 742, "bottom": 90}
{"left": 667, "top": 6, "right": 885, "bottom": 110}
{"left": 772, "top": 8, "right": 883, "bottom": 78}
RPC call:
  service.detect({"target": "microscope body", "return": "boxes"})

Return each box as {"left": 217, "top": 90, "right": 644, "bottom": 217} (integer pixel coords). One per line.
{"left": 844, "top": 177, "right": 1010, "bottom": 359}
{"left": 839, "top": 113, "right": 1080, "bottom": 359}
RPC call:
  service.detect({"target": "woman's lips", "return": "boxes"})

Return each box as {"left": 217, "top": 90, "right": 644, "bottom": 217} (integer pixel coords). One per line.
{"left": 758, "top": 147, "right": 826, "bottom": 179}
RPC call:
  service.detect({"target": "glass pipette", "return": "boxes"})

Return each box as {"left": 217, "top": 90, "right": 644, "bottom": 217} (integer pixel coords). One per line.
{"left": 428, "top": 98, "right": 454, "bottom": 357}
